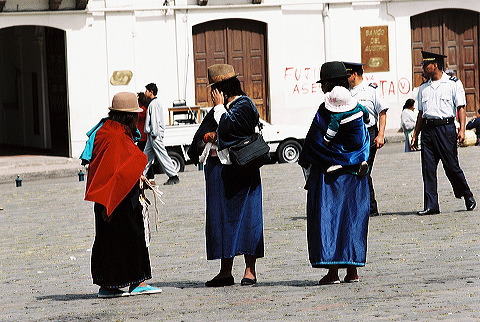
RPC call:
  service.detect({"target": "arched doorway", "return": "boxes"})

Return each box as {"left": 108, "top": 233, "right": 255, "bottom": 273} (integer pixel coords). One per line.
{"left": 411, "top": 9, "right": 479, "bottom": 114}
{"left": 192, "top": 19, "right": 269, "bottom": 121}
{"left": 0, "top": 26, "right": 69, "bottom": 156}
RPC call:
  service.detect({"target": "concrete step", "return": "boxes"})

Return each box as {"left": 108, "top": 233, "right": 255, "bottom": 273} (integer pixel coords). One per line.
{"left": 0, "top": 155, "right": 83, "bottom": 184}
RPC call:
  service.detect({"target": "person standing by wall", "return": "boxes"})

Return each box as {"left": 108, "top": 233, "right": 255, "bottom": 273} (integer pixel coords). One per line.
{"left": 410, "top": 51, "right": 476, "bottom": 215}
{"left": 143, "top": 83, "right": 180, "bottom": 185}
{"left": 466, "top": 108, "right": 480, "bottom": 145}
{"left": 343, "top": 62, "right": 389, "bottom": 217}
{"left": 299, "top": 61, "right": 370, "bottom": 285}
{"left": 189, "top": 64, "right": 264, "bottom": 287}
{"left": 136, "top": 92, "right": 155, "bottom": 182}
{"left": 401, "top": 98, "right": 419, "bottom": 152}
{"left": 84, "top": 92, "right": 162, "bottom": 298}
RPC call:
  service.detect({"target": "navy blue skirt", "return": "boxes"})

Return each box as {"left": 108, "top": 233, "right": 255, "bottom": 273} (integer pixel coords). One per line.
{"left": 204, "top": 157, "right": 264, "bottom": 260}
{"left": 306, "top": 166, "right": 370, "bottom": 268}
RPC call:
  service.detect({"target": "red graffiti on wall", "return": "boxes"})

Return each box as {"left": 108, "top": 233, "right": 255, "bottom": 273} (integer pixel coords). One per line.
{"left": 285, "top": 68, "right": 412, "bottom": 97}
{"left": 284, "top": 67, "right": 323, "bottom": 95}
{"left": 364, "top": 75, "right": 411, "bottom": 96}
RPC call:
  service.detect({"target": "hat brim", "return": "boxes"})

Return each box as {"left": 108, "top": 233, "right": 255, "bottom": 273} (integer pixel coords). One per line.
{"left": 108, "top": 107, "right": 144, "bottom": 113}
{"left": 207, "top": 74, "right": 239, "bottom": 87}
{"left": 316, "top": 75, "right": 349, "bottom": 84}
{"left": 325, "top": 101, "right": 357, "bottom": 113}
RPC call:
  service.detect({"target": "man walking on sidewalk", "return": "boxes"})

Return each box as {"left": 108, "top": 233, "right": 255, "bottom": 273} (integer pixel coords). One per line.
{"left": 410, "top": 51, "right": 475, "bottom": 215}
{"left": 143, "top": 83, "right": 180, "bottom": 185}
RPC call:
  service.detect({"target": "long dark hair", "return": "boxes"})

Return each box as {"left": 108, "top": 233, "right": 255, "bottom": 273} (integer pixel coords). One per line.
{"left": 211, "top": 77, "right": 246, "bottom": 99}
{"left": 108, "top": 110, "right": 139, "bottom": 137}
{"left": 403, "top": 99, "right": 415, "bottom": 110}
{"left": 137, "top": 92, "right": 150, "bottom": 108}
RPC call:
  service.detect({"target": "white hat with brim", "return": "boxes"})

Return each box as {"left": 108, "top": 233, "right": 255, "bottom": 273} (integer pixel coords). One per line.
{"left": 324, "top": 86, "right": 358, "bottom": 113}
{"left": 109, "top": 92, "right": 144, "bottom": 113}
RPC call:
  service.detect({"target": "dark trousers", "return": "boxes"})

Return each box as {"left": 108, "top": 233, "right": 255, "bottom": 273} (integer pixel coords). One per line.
{"left": 421, "top": 123, "right": 472, "bottom": 210}
{"left": 367, "top": 126, "right": 379, "bottom": 215}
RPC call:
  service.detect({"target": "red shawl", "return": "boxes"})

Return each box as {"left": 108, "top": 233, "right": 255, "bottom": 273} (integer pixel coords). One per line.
{"left": 85, "top": 119, "right": 147, "bottom": 216}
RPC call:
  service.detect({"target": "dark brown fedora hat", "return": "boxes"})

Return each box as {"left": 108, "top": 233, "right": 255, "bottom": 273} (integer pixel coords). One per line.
{"left": 207, "top": 64, "right": 239, "bottom": 87}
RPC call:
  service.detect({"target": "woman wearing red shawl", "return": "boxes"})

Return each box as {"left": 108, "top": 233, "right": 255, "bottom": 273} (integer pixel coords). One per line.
{"left": 84, "top": 92, "right": 161, "bottom": 298}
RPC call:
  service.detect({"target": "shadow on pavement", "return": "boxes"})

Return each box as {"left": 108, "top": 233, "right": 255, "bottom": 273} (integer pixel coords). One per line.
{"left": 37, "top": 293, "right": 97, "bottom": 301}
{"left": 377, "top": 211, "right": 418, "bottom": 216}
{"left": 155, "top": 280, "right": 319, "bottom": 288}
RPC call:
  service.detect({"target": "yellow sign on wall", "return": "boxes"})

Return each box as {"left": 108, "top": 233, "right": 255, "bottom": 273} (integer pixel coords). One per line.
{"left": 361, "top": 26, "right": 389, "bottom": 73}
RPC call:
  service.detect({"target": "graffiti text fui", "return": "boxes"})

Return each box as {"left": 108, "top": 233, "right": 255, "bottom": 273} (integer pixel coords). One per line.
{"left": 284, "top": 67, "right": 323, "bottom": 95}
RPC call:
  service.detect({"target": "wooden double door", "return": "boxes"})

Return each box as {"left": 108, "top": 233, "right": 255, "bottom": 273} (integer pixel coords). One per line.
{"left": 411, "top": 9, "right": 479, "bottom": 113}
{"left": 192, "top": 19, "right": 269, "bottom": 121}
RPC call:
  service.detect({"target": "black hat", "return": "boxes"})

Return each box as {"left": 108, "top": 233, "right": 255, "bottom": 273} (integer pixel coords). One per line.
{"left": 342, "top": 62, "right": 365, "bottom": 74}
{"left": 421, "top": 51, "right": 447, "bottom": 65}
{"left": 316, "top": 61, "right": 348, "bottom": 84}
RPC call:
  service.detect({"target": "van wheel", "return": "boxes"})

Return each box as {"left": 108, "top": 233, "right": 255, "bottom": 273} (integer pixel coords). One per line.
{"left": 277, "top": 140, "right": 302, "bottom": 163}
{"left": 168, "top": 151, "right": 185, "bottom": 173}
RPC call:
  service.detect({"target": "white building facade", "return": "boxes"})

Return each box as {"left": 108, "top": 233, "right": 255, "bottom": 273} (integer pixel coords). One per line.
{"left": 0, "top": 0, "right": 478, "bottom": 158}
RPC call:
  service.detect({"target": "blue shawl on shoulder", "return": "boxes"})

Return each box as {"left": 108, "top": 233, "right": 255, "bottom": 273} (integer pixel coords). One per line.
{"left": 299, "top": 103, "right": 369, "bottom": 169}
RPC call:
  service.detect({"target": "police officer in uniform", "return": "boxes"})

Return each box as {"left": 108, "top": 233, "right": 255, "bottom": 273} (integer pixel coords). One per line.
{"left": 410, "top": 51, "right": 476, "bottom": 215}
{"left": 343, "top": 62, "right": 389, "bottom": 217}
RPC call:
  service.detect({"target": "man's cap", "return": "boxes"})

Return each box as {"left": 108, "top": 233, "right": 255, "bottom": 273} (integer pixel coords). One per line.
{"left": 316, "top": 61, "right": 349, "bottom": 84}
{"left": 342, "top": 62, "right": 365, "bottom": 74}
{"left": 421, "top": 51, "right": 447, "bottom": 65}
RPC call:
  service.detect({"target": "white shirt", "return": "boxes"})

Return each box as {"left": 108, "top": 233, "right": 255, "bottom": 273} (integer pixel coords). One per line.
{"left": 401, "top": 108, "right": 418, "bottom": 132}
{"left": 349, "top": 80, "right": 389, "bottom": 128}
{"left": 417, "top": 72, "right": 466, "bottom": 119}
{"left": 199, "top": 98, "right": 242, "bottom": 165}
{"left": 144, "top": 97, "right": 165, "bottom": 137}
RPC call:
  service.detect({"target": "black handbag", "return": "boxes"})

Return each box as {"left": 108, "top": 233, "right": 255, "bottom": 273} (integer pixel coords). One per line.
{"left": 229, "top": 132, "right": 270, "bottom": 168}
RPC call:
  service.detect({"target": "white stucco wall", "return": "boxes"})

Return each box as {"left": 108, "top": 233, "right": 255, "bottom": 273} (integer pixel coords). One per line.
{"left": 325, "top": 2, "right": 406, "bottom": 131}
{"left": 1, "top": 0, "right": 478, "bottom": 157}
{"left": 277, "top": 4, "right": 325, "bottom": 126}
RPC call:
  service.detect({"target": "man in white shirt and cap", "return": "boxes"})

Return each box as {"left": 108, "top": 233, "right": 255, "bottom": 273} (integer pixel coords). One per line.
{"left": 410, "top": 51, "right": 475, "bottom": 215}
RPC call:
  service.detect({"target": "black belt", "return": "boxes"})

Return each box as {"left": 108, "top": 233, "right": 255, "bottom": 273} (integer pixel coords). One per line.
{"left": 423, "top": 117, "right": 455, "bottom": 126}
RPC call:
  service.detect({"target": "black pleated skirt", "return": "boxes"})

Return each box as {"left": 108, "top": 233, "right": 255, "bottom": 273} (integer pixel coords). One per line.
{"left": 91, "top": 190, "right": 152, "bottom": 289}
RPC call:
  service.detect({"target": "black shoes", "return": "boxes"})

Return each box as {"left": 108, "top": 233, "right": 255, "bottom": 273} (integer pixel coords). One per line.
{"left": 240, "top": 278, "right": 257, "bottom": 286}
{"left": 465, "top": 195, "right": 476, "bottom": 211}
{"left": 163, "top": 175, "right": 180, "bottom": 185}
{"left": 418, "top": 196, "right": 476, "bottom": 214}
{"left": 205, "top": 276, "right": 257, "bottom": 287}
{"left": 205, "top": 276, "right": 234, "bottom": 287}
{"left": 417, "top": 208, "right": 440, "bottom": 216}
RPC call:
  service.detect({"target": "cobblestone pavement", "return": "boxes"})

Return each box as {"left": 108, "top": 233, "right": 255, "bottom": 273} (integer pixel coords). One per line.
{"left": 0, "top": 142, "right": 479, "bottom": 321}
